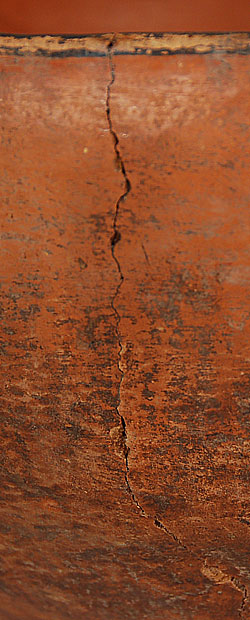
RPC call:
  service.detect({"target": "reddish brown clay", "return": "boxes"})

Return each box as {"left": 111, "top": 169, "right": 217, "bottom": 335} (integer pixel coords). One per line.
{"left": 0, "top": 35, "right": 250, "bottom": 619}
{"left": 0, "top": 0, "right": 250, "bottom": 34}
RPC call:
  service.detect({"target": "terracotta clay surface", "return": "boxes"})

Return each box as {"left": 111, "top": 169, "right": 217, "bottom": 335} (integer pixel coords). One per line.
{"left": 0, "top": 35, "right": 250, "bottom": 619}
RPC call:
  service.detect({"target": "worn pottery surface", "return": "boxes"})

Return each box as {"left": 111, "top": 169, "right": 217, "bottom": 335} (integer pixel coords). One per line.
{"left": 0, "top": 35, "right": 250, "bottom": 619}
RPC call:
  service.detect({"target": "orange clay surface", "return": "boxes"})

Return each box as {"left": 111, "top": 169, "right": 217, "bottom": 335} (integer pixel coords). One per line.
{"left": 0, "top": 0, "right": 250, "bottom": 34}
{"left": 0, "top": 35, "right": 250, "bottom": 619}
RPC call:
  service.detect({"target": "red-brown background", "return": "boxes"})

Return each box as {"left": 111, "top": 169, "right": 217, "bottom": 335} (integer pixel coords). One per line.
{"left": 0, "top": 0, "right": 250, "bottom": 34}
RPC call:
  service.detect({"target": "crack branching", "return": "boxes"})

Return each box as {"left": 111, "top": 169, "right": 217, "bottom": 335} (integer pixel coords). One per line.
{"left": 106, "top": 37, "right": 187, "bottom": 551}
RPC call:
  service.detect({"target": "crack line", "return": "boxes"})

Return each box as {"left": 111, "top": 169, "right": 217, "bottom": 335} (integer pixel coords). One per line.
{"left": 106, "top": 37, "right": 136, "bottom": 507}
{"left": 106, "top": 38, "right": 146, "bottom": 519}
{"left": 106, "top": 36, "right": 187, "bottom": 551}
{"left": 106, "top": 41, "right": 184, "bottom": 546}
{"left": 105, "top": 43, "right": 250, "bottom": 606}
{"left": 106, "top": 36, "right": 131, "bottom": 253}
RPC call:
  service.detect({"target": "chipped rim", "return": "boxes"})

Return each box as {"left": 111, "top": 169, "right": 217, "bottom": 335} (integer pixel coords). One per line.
{"left": 0, "top": 32, "right": 249, "bottom": 57}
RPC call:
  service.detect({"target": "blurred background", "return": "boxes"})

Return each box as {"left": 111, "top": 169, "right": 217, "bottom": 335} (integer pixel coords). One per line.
{"left": 0, "top": 0, "right": 249, "bottom": 34}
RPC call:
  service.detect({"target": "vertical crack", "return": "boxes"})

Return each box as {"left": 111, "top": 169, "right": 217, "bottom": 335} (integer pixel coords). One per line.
{"left": 106, "top": 37, "right": 138, "bottom": 510}
{"left": 105, "top": 43, "right": 250, "bottom": 605}
{"left": 106, "top": 37, "right": 131, "bottom": 255}
{"left": 141, "top": 242, "right": 150, "bottom": 265}
{"left": 106, "top": 37, "right": 187, "bottom": 549}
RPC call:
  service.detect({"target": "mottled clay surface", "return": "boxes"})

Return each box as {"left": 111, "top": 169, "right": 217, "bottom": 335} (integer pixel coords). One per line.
{"left": 0, "top": 36, "right": 249, "bottom": 619}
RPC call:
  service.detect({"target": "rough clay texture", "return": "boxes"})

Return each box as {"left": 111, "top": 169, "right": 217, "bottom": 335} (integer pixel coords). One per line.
{"left": 0, "top": 40, "right": 250, "bottom": 619}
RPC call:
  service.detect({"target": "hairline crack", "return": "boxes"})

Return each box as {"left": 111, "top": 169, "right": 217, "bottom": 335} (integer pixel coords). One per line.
{"left": 105, "top": 41, "right": 250, "bottom": 609}
{"left": 104, "top": 43, "right": 250, "bottom": 605}
{"left": 106, "top": 35, "right": 136, "bottom": 508}
{"left": 105, "top": 36, "right": 187, "bottom": 551}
